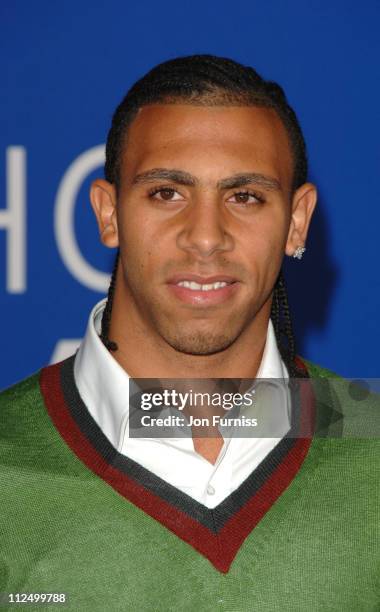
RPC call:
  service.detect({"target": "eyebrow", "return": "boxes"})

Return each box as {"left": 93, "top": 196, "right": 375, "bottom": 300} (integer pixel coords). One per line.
{"left": 132, "top": 168, "right": 282, "bottom": 192}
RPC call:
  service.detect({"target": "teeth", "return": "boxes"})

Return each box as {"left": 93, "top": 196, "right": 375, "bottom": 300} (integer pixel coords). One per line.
{"left": 177, "top": 280, "right": 229, "bottom": 291}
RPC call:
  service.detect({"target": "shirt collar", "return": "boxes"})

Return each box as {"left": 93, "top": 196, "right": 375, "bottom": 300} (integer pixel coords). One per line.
{"left": 74, "top": 298, "right": 288, "bottom": 451}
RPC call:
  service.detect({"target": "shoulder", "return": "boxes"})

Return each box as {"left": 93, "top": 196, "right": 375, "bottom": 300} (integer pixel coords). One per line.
{"left": 0, "top": 357, "right": 93, "bottom": 477}
{"left": 0, "top": 369, "right": 46, "bottom": 444}
{"left": 297, "top": 356, "right": 343, "bottom": 380}
{"left": 0, "top": 361, "right": 66, "bottom": 456}
{"left": 0, "top": 370, "right": 48, "bottom": 469}
{"left": 0, "top": 355, "right": 74, "bottom": 418}
{"left": 297, "top": 356, "right": 380, "bottom": 443}
{"left": 0, "top": 370, "right": 42, "bottom": 417}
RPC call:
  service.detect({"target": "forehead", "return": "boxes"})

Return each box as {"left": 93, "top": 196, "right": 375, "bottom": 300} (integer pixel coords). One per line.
{"left": 121, "top": 104, "right": 293, "bottom": 190}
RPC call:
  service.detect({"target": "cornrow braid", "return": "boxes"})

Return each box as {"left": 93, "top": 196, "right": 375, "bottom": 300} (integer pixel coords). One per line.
{"left": 271, "top": 276, "right": 281, "bottom": 342}
{"left": 270, "top": 271, "right": 307, "bottom": 378}
{"left": 100, "top": 251, "right": 119, "bottom": 352}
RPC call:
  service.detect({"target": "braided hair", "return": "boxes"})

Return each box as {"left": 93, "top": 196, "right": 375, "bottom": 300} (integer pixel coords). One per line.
{"left": 100, "top": 54, "right": 308, "bottom": 378}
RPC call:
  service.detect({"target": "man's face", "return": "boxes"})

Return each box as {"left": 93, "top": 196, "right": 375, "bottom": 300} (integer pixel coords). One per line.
{"left": 93, "top": 104, "right": 313, "bottom": 355}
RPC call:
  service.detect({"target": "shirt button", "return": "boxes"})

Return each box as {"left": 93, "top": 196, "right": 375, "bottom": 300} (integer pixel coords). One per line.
{"left": 207, "top": 484, "right": 215, "bottom": 496}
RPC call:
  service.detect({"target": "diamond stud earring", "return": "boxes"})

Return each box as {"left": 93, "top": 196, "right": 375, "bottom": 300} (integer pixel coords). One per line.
{"left": 293, "top": 246, "right": 306, "bottom": 260}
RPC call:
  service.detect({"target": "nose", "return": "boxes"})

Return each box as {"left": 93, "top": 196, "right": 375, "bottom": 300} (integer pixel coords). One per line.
{"left": 176, "top": 193, "right": 234, "bottom": 258}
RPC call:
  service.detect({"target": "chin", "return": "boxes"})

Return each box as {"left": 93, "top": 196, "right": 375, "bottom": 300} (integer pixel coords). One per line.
{"left": 162, "top": 330, "right": 237, "bottom": 356}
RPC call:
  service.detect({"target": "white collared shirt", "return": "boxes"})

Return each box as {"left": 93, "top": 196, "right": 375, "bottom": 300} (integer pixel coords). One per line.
{"left": 74, "top": 298, "right": 289, "bottom": 508}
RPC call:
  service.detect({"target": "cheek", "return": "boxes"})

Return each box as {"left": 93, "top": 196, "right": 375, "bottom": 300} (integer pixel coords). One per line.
{"left": 118, "top": 219, "right": 163, "bottom": 284}
{"left": 241, "top": 214, "right": 287, "bottom": 259}
{"left": 118, "top": 206, "right": 152, "bottom": 255}
{"left": 238, "top": 215, "right": 287, "bottom": 292}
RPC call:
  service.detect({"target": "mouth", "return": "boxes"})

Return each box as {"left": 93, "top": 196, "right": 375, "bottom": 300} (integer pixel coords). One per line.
{"left": 166, "top": 274, "right": 240, "bottom": 306}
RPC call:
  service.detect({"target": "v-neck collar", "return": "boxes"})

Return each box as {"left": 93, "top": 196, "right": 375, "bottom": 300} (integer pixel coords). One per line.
{"left": 40, "top": 355, "right": 315, "bottom": 573}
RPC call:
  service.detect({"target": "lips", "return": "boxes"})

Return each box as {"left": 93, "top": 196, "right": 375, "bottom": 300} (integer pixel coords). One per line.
{"left": 167, "top": 273, "right": 238, "bottom": 286}
{"left": 166, "top": 273, "right": 240, "bottom": 306}
{"left": 177, "top": 280, "right": 229, "bottom": 291}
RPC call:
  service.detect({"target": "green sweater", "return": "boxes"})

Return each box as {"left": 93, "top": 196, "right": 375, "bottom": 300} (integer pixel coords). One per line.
{"left": 0, "top": 355, "right": 379, "bottom": 611}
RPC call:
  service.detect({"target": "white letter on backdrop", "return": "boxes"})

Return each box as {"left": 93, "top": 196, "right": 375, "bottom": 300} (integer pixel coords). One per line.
{"left": 0, "top": 147, "right": 27, "bottom": 292}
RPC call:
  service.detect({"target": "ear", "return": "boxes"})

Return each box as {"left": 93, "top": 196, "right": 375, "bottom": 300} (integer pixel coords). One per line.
{"left": 90, "top": 179, "right": 119, "bottom": 248}
{"left": 285, "top": 182, "right": 317, "bottom": 257}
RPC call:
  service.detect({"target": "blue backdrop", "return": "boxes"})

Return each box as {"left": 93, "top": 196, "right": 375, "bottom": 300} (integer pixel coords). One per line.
{"left": 1, "top": 0, "right": 379, "bottom": 389}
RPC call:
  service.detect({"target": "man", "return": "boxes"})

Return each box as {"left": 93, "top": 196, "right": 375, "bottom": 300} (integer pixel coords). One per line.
{"left": 1, "top": 55, "right": 378, "bottom": 611}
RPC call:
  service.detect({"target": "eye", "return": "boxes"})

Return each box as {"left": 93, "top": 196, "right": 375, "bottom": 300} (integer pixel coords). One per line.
{"left": 227, "top": 190, "right": 265, "bottom": 205}
{"left": 148, "top": 186, "right": 185, "bottom": 201}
